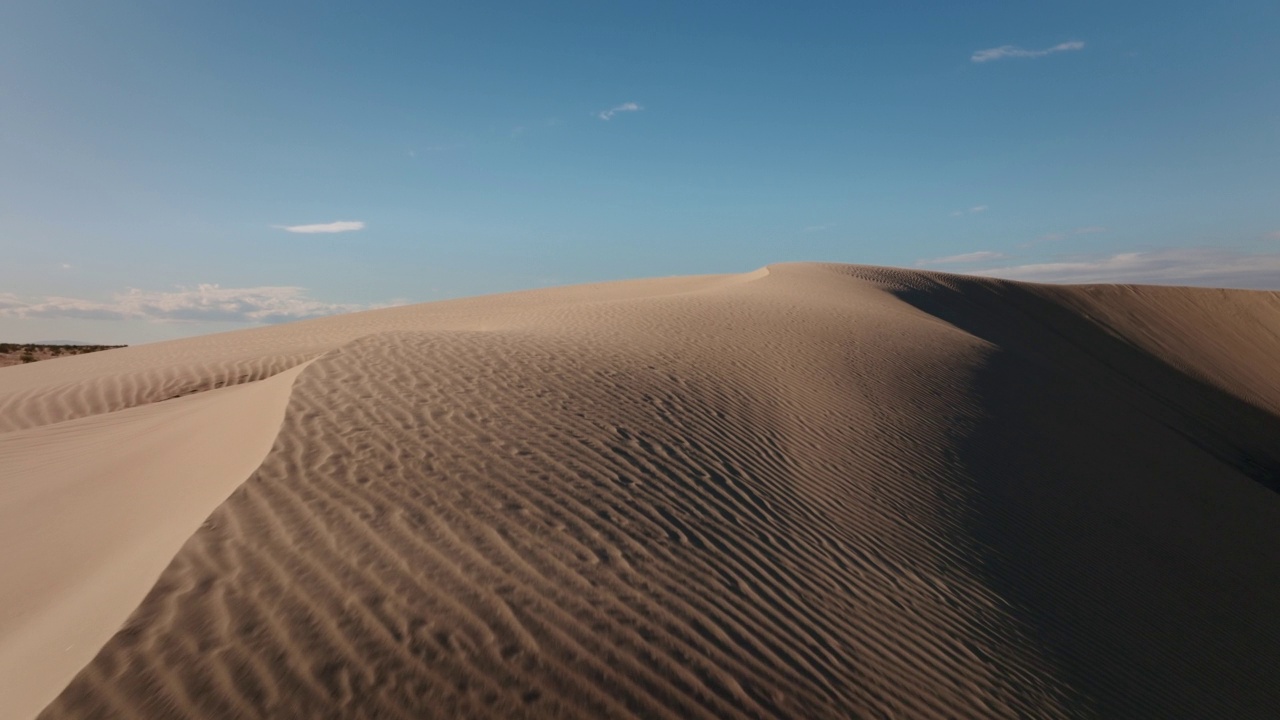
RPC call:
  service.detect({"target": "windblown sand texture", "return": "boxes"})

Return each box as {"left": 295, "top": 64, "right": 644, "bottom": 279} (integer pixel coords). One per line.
{"left": 3, "top": 263, "right": 1279, "bottom": 719}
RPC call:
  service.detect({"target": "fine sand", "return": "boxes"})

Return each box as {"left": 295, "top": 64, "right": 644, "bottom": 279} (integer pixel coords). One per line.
{"left": 2, "top": 263, "right": 1278, "bottom": 718}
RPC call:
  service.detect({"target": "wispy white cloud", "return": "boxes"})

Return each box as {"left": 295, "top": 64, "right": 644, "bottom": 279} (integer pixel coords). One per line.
{"left": 1074, "top": 226, "right": 1107, "bottom": 235}
{"left": 0, "top": 285, "right": 389, "bottom": 324}
{"left": 60, "top": 263, "right": 72, "bottom": 270}
{"left": 597, "top": 102, "right": 643, "bottom": 120}
{"left": 951, "top": 205, "right": 989, "bottom": 217}
{"left": 972, "top": 41, "right": 1085, "bottom": 63}
{"left": 276, "top": 220, "right": 365, "bottom": 234}
{"left": 918, "top": 250, "right": 1007, "bottom": 266}
{"left": 970, "top": 248, "right": 1280, "bottom": 289}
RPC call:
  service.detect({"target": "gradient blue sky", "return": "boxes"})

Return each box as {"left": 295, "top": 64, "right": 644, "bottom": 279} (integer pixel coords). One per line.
{"left": 2, "top": 1, "right": 1278, "bottom": 343}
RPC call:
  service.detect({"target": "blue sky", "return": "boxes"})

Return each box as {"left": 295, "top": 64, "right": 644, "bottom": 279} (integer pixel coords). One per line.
{"left": 2, "top": 1, "right": 1278, "bottom": 343}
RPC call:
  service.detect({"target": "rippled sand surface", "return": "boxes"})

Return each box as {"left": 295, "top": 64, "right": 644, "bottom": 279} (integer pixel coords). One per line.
{"left": 4, "top": 263, "right": 1278, "bottom": 719}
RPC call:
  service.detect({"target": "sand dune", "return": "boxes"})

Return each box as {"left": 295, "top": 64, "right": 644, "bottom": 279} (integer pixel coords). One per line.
{"left": 0, "top": 361, "right": 311, "bottom": 720}
{"left": 3, "top": 263, "right": 1278, "bottom": 718}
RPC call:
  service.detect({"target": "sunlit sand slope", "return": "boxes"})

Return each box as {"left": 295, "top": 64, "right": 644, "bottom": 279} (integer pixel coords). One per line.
{"left": 21, "top": 263, "right": 1280, "bottom": 719}
{"left": 0, "top": 362, "right": 311, "bottom": 720}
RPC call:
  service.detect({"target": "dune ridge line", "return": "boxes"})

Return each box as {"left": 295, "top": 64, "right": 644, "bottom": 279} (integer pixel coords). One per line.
{"left": 4, "top": 263, "right": 1278, "bottom": 718}
{"left": 0, "top": 360, "right": 315, "bottom": 720}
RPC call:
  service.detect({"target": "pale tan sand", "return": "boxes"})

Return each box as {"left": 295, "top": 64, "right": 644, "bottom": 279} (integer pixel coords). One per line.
{"left": 3, "top": 263, "right": 1279, "bottom": 718}
{"left": 0, "top": 361, "right": 311, "bottom": 720}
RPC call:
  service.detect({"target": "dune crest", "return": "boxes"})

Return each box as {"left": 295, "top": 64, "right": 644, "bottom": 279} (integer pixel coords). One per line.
{"left": 5, "top": 263, "right": 1278, "bottom": 718}
{"left": 0, "top": 362, "right": 312, "bottom": 720}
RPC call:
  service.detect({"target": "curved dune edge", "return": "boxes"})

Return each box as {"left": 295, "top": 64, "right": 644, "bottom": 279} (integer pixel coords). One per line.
{"left": 13, "top": 263, "right": 1280, "bottom": 718}
{"left": 0, "top": 274, "right": 731, "bottom": 434}
{"left": 0, "top": 360, "right": 314, "bottom": 720}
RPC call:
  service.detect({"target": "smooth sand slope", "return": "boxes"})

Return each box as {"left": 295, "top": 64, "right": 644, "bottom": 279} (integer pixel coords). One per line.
{"left": 0, "top": 361, "right": 312, "bottom": 720}
{"left": 3, "top": 263, "right": 1279, "bottom": 719}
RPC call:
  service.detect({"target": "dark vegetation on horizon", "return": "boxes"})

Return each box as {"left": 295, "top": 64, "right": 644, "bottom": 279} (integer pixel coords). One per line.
{"left": 0, "top": 343, "right": 126, "bottom": 367}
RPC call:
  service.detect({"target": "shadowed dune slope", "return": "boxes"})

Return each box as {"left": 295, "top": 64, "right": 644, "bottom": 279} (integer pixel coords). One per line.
{"left": 25, "top": 263, "right": 1280, "bottom": 719}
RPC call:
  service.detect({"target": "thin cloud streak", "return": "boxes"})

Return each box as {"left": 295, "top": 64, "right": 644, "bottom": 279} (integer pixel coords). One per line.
{"left": 970, "top": 248, "right": 1280, "bottom": 290}
{"left": 597, "top": 102, "right": 642, "bottom": 120}
{"left": 918, "top": 251, "right": 1006, "bottom": 266}
{"left": 276, "top": 220, "right": 366, "bottom": 234}
{"left": 951, "top": 205, "right": 988, "bottom": 217}
{"left": 0, "top": 285, "right": 392, "bottom": 324}
{"left": 972, "top": 41, "right": 1085, "bottom": 63}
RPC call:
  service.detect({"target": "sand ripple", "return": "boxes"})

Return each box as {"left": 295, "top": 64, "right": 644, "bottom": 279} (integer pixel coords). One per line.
{"left": 18, "top": 264, "right": 1280, "bottom": 718}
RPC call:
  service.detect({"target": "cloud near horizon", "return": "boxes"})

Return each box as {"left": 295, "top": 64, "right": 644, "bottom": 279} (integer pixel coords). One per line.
{"left": 972, "top": 41, "right": 1085, "bottom": 63}
{"left": 276, "top": 220, "right": 365, "bottom": 234}
{"left": 0, "top": 285, "right": 390, "bottom": 324}
{"left": 597, "top": 102, "right": 643, "bottom": 120}
{"left": 969, "top": 248, "right": 1280, "bottom": 289}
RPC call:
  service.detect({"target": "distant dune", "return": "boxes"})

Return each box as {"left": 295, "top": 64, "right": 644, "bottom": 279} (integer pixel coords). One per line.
{"left": 2, "top": 263, "right": 1278, "bottom": 719}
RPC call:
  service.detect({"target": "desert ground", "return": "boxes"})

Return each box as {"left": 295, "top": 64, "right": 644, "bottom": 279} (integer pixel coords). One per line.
{"left": 0, "top": 344, "right": 125, "bottom": 369}
{"left": 1, "top": 263, "right": 1278, "bottom": 719}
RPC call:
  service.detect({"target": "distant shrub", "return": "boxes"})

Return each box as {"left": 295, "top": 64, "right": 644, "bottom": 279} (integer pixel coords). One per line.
{"left": 1, "top": 342, "right": 126, "bottom": 365}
